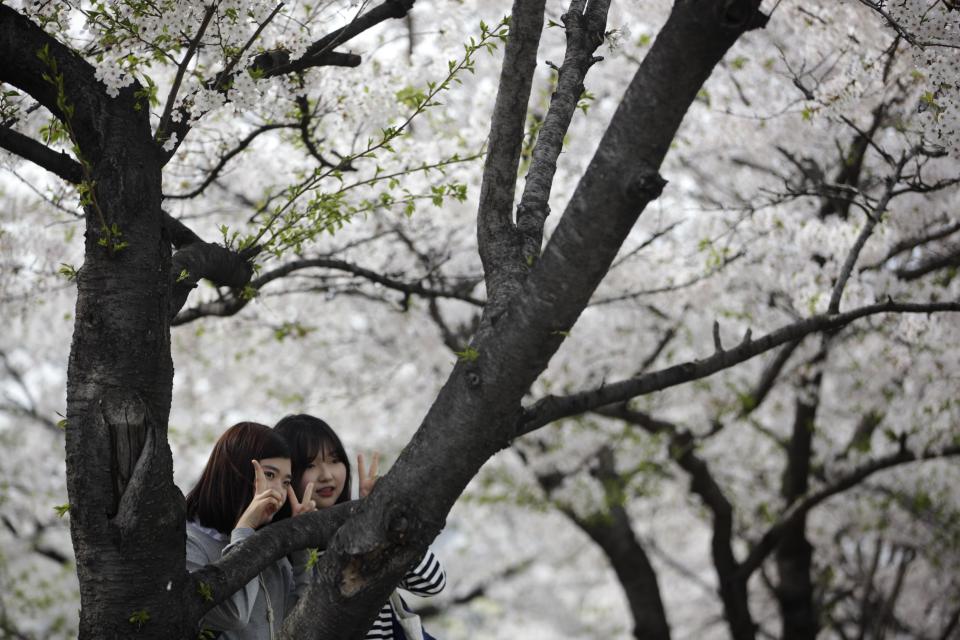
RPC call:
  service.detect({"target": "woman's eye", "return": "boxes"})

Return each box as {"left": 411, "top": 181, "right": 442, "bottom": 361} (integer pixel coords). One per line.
{"left": 306, "top": 463, "right": 315, "bottom": 469}
{"left": 265, "top": 472, "right": 275, "bottom": 479}
{"left": 283, "top": 480, "right": 291, "bottom": 487}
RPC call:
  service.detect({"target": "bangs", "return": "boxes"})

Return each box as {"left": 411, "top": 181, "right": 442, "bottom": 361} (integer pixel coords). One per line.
{"left": 290, "top": 427, "right": 346, "bottom": 467}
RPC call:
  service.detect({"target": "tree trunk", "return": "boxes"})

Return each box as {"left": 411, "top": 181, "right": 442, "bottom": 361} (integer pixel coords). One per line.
{"left": 775, "top": 358, "right": 823, "bottom": 640}
{"left": 573, "top": 505, "right": 672, "bottom": 640}
{"left": 64, "top": 102, "right": 187, "bottom": 638}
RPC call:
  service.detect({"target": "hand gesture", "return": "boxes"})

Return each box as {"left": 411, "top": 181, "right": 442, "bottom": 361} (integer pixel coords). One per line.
{"left": 357, "top": 452, "right": 381, "bottom": 498}
{"left": 289, "top": 482, "right": 316, "bottom": 517}
{"left": 235, "top": 460, "right": 285, "bottom": 530}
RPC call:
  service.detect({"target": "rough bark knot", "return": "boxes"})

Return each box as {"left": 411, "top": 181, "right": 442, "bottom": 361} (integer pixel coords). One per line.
{"left": 624, "top": 172, "right": 668, "bottom": 201}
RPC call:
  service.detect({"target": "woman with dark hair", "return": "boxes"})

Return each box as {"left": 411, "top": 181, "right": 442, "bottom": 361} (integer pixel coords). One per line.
{"left": 274, "top": 414, "right": 446, "bottom": 640}
{"left": 185, "top": 421, "right": 317, "bottom": 640}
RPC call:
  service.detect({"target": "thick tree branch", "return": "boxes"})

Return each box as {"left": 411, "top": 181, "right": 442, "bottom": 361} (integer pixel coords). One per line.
{"left": 475, "top": 0, "right": 547, "bottom": 309}
{"left": 0, "top": 5, "right": 150, "bottom": 160}
{"left": 169, "top": 242, "right": 254, "bottom": 319}
{"left": 185, "top": 502, "right": 355, "bottom": 624}
{"left": 516, "top": 0, "right": 611, "bottom": 264}
{"left": 172, "top": 256, "right": 483, "bottom": 325}
{"left": 520, "top": 300, "right": 960, "bottom": 435}
{"left": 0, "top": 126, "right": 83, "bottom": 183}
{"left": 554, "top": 446, "right": 671, "bottom": 640}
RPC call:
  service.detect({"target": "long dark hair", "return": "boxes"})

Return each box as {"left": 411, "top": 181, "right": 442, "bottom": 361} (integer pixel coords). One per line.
{"left": 185, "top": 422, "right": 291, "bottom": 534}
{"left": 274, "top": 414, "right": 352, "bottom": 506}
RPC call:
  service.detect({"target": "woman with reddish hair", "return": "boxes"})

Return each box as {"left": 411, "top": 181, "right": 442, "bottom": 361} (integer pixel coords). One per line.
{"left": 185, "top": 422, "right": 317, "bottom": 639}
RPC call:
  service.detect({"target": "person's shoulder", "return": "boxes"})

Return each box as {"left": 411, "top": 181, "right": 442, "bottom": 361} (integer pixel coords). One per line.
{"left": 186, "top": 520, "right": 228, "bottom": 557}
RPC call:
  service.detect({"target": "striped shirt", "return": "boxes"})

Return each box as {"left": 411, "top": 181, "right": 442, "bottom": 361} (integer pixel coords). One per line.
{"left": 365, "top": 549, "right": 445, "bottom": 639}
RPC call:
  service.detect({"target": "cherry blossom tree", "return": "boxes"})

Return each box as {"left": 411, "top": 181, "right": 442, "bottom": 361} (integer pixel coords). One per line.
{"left": 1, "top": 0, "right": 958, "bottom": 639}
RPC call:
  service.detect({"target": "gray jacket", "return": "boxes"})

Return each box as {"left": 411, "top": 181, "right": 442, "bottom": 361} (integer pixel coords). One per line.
{"left": 186, "top": 520, "right": 311, "bottom": 640}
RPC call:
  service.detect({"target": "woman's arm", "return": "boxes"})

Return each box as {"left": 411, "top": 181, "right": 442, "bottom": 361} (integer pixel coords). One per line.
{"left": 186, "top": 525, "right": 260, "bottom": 631}
{"left": 398, "top": 548, "right": 446, "bottom": 596}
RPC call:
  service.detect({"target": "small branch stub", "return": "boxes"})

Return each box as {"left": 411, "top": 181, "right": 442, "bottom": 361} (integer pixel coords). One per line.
{"left": 624, "top": 171, "right": 668, "bottom": 201}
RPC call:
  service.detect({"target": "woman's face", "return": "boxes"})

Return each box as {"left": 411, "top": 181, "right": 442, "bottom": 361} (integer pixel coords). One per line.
{"left": 258, "top": 456, "right": 292, "bottom": 509}
{"left": 299, "top": 444, "right": 347, "bottom": 509}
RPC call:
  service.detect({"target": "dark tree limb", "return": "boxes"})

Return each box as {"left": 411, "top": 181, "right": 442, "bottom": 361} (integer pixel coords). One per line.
{"left": 860, "top": 218, "right": 960, "bottom": 271}
{"left": 520, "top": 300, "right": 960, "bottom": 435}
{"left": 475, "top": 0, "right": 547, "bottom": 310}
{"left": 895, "top": 244, "right": 960, "bottom": 280}
{"left": 258, "top": 0, "right": 414, "bottom": 77}
{"left": 516, "top": 0, "right": 611, "bottom": 264}
{"left": 185, "top": 502, "right": 356, "bottom": 624}
{"left": 774, "top": 345, "right": 826, "bottom": 640}
{"left": 278, "top": 2, "right": 772, "bottom": 638}
{"left": 172, "top": 256, "right": 484, "bottom": 325}
{"left": 0, "top": 126, "right": 83, "bottom": 183}
{"left": 155, "top": 3, "right": 216, "bottom": 142}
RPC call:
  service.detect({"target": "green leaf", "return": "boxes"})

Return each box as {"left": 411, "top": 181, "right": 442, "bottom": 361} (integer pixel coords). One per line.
{"left": 454, "top": 346, "right": 480, "bottom": 362}
{"left": 53, "top": 503, "right": 70, "bottom": 518}
{"left": 128, "top": 609, "right": 150, "bottom": 626}
{"left": 58, "top": 263, "right": 78, "bottom": 280}
{"left": 197, "top": 582, "right": 213, "bottom": 602}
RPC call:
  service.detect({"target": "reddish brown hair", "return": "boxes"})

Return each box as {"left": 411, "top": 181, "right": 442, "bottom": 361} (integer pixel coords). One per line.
{"left": 185, "top": 422, "right": 290, "bottom": 534}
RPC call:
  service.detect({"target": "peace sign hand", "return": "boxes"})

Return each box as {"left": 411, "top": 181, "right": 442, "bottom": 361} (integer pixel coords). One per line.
{"left": 289, "top": 482, "right": 317, "bottom": 517}
{"left": 358, "top": 452, "right": 381, "bottom": 498}
{"left": 236, "top": 460, "right": 285, "bottom": 530}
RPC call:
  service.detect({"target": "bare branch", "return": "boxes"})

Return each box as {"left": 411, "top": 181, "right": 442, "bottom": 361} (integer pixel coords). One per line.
{"left": 738, "top": 442, "right": 960, "bottom": 579}
{"left": 595, "top": 405, "right": 753, "bottom": 638}
{"left": 828, "top": 152, "right": 910, "bottom": 313}
{"left": 476, "top": 0, "right": 547, "bottom": 309}
{"left": 855, "top": 0, "right": 960, "bottom": 49}
{"left": 0, "top": 126, "right": 83, "bottom": 183}
{"left": 161, "top": 0, "right": 414, "bottom": 160}
{"left": 895, "top": 243, "right": 960, "bottom": 280}
{"left": 860, "top": 219, "right": 960, "bottom": 271}
{"left": 521, "top": 299, "right": 960, "bottom": 434}
{"left": 172, "top": 256, "right": 483, "bottom": 325}
{"left": 155, "top": 3, "right": 216, "bottom": 142}
{"left": 163, "top": 123, "right": 297, "bottom": 199}
{"left": 516, "top": 0, "right": 612, "bottom": 264}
